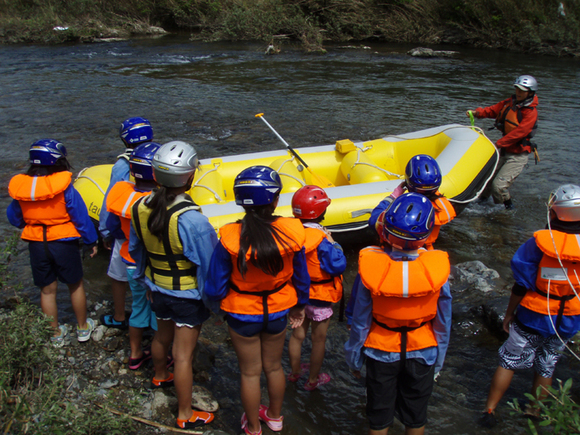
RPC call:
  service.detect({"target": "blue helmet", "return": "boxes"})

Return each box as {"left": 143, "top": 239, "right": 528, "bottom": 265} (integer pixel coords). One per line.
{"left": 405, "top": 154, "right": 442, "bottom": 194}
{"left": 382, "top": 192, "right": 434, "bottom": 250}
{"left": 119, "top": 117, "right": 153, "bottom": 147}
{"left": 234, "top": 166, "right": 282, "bottom": 206}
{"left": 29, "top": 139, "right": 67, "bottom": 166}
{"left": 130, "top": 142, "right": 161, "bottom": 181}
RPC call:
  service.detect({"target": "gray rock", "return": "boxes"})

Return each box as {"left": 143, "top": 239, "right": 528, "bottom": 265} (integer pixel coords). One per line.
{"left": 192, "top": 385, "right": 219, "bottom": 412}
{"left": 407, "top": 47, "right": 459, "bottom": 58}
{"left": 450, "top": 261, "right": 500, "bottom": 293}
{"left": 91, "top": 325, "right": 106, "bottom": 342}
{"left": 99, "top": 378, "right": 119, "bottom": 389}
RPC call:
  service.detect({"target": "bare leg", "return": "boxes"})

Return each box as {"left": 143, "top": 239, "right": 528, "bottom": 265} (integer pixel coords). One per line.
{"left": 261, "top": 329, "right": 287, "bottom": 418}
{"left": 288, "top": 318, "right": 309, "bottom": 375}
{"left": 40, "top": 280, "right": 59, "bottom": 332}
{"left": 173, "top": 323, "right": 201, "bottom": 421}
{"left": 307, "top": 318, "right": 330, "bottom": 383}
{"left": 152, "top": 318, "right": 174, "bottom": 381}
{"left": 229, "top": 327, "right": 263, "bottom": 434}
{"left": 405, "top": 426, "right": 425, "bottom": 435}
{"left": 111, "top": 278, "right": 127, "bottom": 321}
{"left": 485, "top": 366, "right": 515, "bottom": 411}
{"left": 67, "top": 279, "right": 87, "bottom": 329}
{"left": 129, "top": 326, "right": 144, "bottom": 359}
{"left": 369, "top": 428, "right": 388, "bottom": 435}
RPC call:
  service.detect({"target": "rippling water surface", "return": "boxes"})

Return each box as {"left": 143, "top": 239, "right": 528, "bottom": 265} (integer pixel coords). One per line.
{"left": 1, "top": 37, "right": 580, "bottom": 434}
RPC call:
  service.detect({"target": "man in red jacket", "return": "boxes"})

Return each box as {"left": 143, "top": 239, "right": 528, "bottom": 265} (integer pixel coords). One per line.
{"left": 467, "top": 75, "right": 538, "bottom": 210}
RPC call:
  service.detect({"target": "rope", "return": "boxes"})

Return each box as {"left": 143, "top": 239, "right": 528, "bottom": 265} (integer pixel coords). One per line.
{"left": 75, "top": 169, "right": 106, "bottom": 195}
{"left": 193, "top": 163, "right": 223, "bottom": 202}
{"left": 544, "top": 207, "right": 580, "bottom": 363}
{"left": 349, "top": 148, "right": 403, "bottom": 179}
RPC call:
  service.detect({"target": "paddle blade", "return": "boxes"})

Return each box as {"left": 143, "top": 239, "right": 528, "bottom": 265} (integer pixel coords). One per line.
{"left": 307, "top": 167, "right": 335, "bottom": 188}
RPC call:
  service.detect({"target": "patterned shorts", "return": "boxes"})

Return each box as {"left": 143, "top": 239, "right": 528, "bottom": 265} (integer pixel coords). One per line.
{"left": 498, "top": 321, "right": 568, "bottom": 378}
{"left": 305, "top": 304, "right": 333, "bottom": 322}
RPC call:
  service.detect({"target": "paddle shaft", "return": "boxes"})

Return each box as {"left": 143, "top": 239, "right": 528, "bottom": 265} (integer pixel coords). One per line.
{"left": 256, "top": 114, "right": 311, "bottom": 168}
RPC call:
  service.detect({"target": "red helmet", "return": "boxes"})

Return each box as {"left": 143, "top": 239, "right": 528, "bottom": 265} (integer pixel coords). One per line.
{"left": 292, "top": 185, "right": 331, "bottom": 219}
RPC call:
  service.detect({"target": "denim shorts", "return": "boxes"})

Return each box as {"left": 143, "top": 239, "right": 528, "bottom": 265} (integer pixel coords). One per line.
{"left": 29, "top": 240, "right": 83, "bottom": 287}
{"left": 106, "top": 239, "right": 128, "bottom": 282}
{"left": 150, "top": 291, "right": 210, "bottom": 328}
{"left": 226, "top": 315, "right": 288, "bottom": 337}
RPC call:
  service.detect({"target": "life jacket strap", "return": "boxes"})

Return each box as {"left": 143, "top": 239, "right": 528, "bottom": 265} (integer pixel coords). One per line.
{"left": 372, "top": 317, "right": 428, "bottom": 362}
{"left": 230, "top": 280, "right": 289, "bottom": 329}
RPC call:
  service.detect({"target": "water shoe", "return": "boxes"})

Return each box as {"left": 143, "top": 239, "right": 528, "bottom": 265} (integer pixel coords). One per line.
{"left": 287, "top": 362, "right": 310, "bottom": 382}
{"left": 241, "top": 412, "right": 263, "bottom": 435}
{"left": 128, "top": 345, "right": 152, "bottom": 370}
{"left": 176, "top": 410, "right": 214, "bottom": 429}
{"left": 258, "top": 404, "right": 283, "bottom": 431}
{"left": 51, "top": 325, "right": 67, "bottom": 348}
{"left": 478, "top": 409, "right": 497, "bottom": 428}
{"left": 151, "top": 372, "right": 174, "bottom": 389}
{"left": 77, "top": 318, "right": 95, "bottom": 342}
{"left": 304, "top": 373, "right": 331, "bottom": 391}
{"left": 100, "top": 314, "right": 128, "bottom": 330}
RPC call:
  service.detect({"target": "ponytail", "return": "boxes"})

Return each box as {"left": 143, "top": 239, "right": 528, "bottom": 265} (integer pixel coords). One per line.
{"left": 237, "top": 200, "right": 295, "bottom": 278}
{"left": 146, "top": 186, "right": 178, "bottom": 240}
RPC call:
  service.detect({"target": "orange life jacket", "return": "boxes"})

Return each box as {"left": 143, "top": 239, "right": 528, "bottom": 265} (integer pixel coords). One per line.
{"left": 8, "top": 172, "right": 81, "bottom": 242}
{"left": 219, "top": 217, "right": 305, "bottom": 323}
{"left": 303, "top": 227, "right": 343, "bottom": 303}
{"left": 495, "top": 97, "right": 537, "bottom": 152}
{"left": 360, "top": 246, "right": 449, "bottom": 359}
{"left": 520, "top": 230, "right": 580, "bottom": 327}
{"left": 424, "top": 195, "right": 456, "bottom": 250}
{"left": 106, "top": 180, "right": 151, "bottom": 263}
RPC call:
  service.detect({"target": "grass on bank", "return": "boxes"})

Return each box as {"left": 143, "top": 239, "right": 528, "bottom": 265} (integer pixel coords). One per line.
{"left": 0, "top": 0, "right": 579, "bottom": 54}
{"left": 0, "top": 301, "right": 135, "bottom": 434}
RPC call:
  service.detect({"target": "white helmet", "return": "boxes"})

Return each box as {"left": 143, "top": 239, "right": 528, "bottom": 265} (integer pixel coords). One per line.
{"left": 514, "top": 75, "right": 538, "bottom": 92}
{"left": 152, "top": 141, "right": 198, "bottom": 188}
{"left": 548, "top": 184, "right": 580, "bottom": 222}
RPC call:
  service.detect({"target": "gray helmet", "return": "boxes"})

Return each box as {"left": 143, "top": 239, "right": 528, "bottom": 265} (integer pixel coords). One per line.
{"left": 514, "top": 75, "right": 538, "bottom": 92}
{"left": 152, "top": 141, "right": 198, "bottom": 188}
{"left": 548, "top": 184, "right": 580, "bottom": 222}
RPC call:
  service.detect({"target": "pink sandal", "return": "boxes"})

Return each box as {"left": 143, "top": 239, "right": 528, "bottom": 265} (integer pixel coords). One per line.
{"left": 287, "top": 362, "right": 310, "bottom": 382}
{"left": 304, "top": 373, "right": 331, "bottom": 391}
{"left": 241, "top": 412, "right": 262, "bottom": 435}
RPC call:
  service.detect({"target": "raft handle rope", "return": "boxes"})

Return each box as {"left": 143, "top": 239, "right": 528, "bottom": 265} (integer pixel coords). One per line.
{"left": 75, "top": 168, "right": 106, "bottom": 195}
{"left": 193, "top": 163, "right": 223, "bottom": 202}
{"left": 545, "top": 206, "right": 580, "bottom": 363}
{"left": 271, "top": 157, "right": 307, "bottom": 187}
{"left": 350, "top": 147, "right": 404, "bottom": 179}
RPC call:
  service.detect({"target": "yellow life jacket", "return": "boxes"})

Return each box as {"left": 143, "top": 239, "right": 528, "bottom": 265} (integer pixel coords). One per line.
{"left": 359, "top": 246, "right": 449, "bottom": 359}
{"left": 131, "top": 194, "right": 200, "bottom": 291}
{"left": 303, "top": 227, "right": 343, "bottom": 303}
{"left": 8, "top": 171, "right": 81, "bottom": 241}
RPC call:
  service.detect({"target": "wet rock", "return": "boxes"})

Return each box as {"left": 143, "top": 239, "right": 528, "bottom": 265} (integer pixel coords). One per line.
{"left": 108, "top": 360, "right": 120, "bottom": 374}
{"left": 104, "top": 327, "right": 123, "bottom": 337}
{"left": 450, "top": 261, "right": 500, "bottom": 294}
{"left": 481, "top": 296, "right": 510, "bottom": 339}
{"left": 151, "top": 389, "right": 175, "bottom": 418}
{"left": 99, "top": 378, "right": 119, "bottom": 389}
{"left": 91, "top": 325, "right": 106, "bottom": 342}
{"left": 192, "top": 385, "right": 219, "bottom": 412}
{"left": 407, "top": 47, "right": 459, "bottom": 57}
{"left": 103, "top": 336, "right": 122, "bottom": 352}
{"left": 195, "top": 337, "right": 218, "bottom": 373}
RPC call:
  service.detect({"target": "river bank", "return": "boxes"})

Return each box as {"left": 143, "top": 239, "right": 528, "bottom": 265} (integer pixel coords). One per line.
{"left": 1, "top": 0, "right": 579, "bottom": 57}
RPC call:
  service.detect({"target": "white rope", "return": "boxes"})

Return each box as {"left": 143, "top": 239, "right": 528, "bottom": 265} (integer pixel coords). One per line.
{"left": 544, "top": 206, "right": 580, "bottom": 362}
{"left": 193, "top": 163, "right": 223, "bottom": 202}
{"left": 271, "top": 157, "right": 306, "bottom": 186}
{"left": 349, "top": 148, "right": 403, "bottom": 179}
{"left": 75, "top": 171, "right": 106, "bottom": 195}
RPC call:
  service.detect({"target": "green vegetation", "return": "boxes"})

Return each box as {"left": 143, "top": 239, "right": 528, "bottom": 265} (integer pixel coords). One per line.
{"left": 509, "top": 378, "right": 580, "bottom": 434}
{"left": 0, "top": 0, "right": 578, "bottom": 55}
{"left": 0, "top": 302, "right": 135, "bottom": 434}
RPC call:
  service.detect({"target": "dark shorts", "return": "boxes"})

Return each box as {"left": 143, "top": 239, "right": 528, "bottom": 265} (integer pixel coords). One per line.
{"left": 29, "top": 240, "right": 83, "bottom": 287}
{"left": 226, "top": 315, "right": 288, "bottom": 337}
{"left": 365, "top": 357, "right": 435, "bottom": 430}
{"left": 150, "top": 292, "right": 210, "bottom": 328}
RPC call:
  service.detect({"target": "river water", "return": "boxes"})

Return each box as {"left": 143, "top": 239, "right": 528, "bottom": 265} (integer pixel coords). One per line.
{"left": 1, "top": 36, "right": 580, "bottom": 434}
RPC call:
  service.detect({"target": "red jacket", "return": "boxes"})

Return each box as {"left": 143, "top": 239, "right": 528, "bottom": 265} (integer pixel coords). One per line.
{"left": 475, "top": 94, "right": 538, "bottom": 154}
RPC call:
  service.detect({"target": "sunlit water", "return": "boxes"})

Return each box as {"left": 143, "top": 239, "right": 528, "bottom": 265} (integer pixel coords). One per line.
{"left": 1, "top": 37, "right": 580, "bottom": 434}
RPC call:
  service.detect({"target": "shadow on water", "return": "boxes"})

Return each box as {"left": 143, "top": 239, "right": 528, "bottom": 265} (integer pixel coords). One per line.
{"left": 1, "top": 37, "right": 580, "bottom": 433}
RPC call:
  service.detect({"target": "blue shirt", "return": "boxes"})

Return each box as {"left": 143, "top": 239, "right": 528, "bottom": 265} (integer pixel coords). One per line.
{"left": 99, "top": 157, "right": 130, "bottom": 239}
{"left": 512, "top": 236, "right": 580, "bottom": 338}
{"left": 7, "top": 183, "right": 98, "bottom": 245}
{"left": 345, "top": 249, "right": 452, "bottom": 374}
{"left": 205, "top": 241, "right": 311, "bottom": 322}
{"left": 128, "top": 194, "right": 218, "bottom": 308}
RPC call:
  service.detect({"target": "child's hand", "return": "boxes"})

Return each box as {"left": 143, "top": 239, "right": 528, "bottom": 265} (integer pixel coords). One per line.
{"left": 289, "top": 306, "right": 305, "bottom": 329}
{"left": 390, "top": 181, "right": 406, "bottom": 199}
{"left": 323, "top": 227, "right": 335, "bottom": 243}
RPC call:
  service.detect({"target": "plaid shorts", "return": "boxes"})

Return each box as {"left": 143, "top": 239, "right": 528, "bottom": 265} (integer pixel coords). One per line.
{"left": 498, "top": 320, "right": 568, "bottom": 378}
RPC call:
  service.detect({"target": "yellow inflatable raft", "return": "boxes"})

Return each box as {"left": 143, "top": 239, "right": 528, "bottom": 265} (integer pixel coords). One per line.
{"left": 74, "top": 124, "right": 498, "bottom": 232}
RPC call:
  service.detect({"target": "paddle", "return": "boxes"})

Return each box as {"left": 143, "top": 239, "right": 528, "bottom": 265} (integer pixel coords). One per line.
{"left": 255, "top": 113, "right": 335, "bottom": 188}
